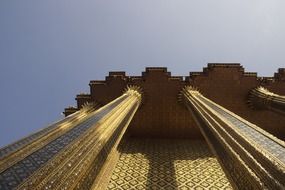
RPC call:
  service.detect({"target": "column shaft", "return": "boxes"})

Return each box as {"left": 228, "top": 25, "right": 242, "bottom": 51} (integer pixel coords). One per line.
{"left": 0, "top": 87, "right": 142, "bottom": 190}
{"left": 249, "top": 86, "right": 285, "bottom": 115}
{"left": 182, "top": 86, "right": 285, "bottom": 190}
{"left": 0, "top": 104, "right": 98, "bottom": 173}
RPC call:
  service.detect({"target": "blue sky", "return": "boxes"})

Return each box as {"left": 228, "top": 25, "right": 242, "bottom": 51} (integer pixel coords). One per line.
{"left": 0, "top": 1, "right": 285, "bottom": 147}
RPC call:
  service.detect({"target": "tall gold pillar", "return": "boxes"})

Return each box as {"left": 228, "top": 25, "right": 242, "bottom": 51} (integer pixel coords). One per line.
{"left": 249, "top": 86, "right": 285, "bottom": 115}
{"left": 0, "top": 103, "right": 99, "bottom": 163}
{"left": 181, "top": 86, "right": 285, "bottom": 190}
{"left": 0, "top": 86, "right": 142, "bottom": 190}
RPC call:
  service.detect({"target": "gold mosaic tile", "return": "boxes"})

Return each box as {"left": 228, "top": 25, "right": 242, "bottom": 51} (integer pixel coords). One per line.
{"left": 107, "top": 139, "right": 232, "bottom": 190}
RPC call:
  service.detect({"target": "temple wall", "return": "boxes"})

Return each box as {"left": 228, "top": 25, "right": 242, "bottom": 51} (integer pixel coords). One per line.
{"left": 66, "top": 64, "right": 285, "bottom": 140}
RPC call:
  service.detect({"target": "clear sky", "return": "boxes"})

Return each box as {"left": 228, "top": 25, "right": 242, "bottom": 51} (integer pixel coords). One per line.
{"left": 0, "top": 1, "right": 284, "bottom": 147}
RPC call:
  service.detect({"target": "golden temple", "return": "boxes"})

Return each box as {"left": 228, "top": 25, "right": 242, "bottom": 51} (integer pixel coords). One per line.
{"left": 0, "top": 64, "right": 285, "bottom": 190}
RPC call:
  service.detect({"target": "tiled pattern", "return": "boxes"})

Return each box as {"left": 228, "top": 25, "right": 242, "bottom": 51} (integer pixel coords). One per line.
{"left": 199, "top": 95, "right": 285, "bottom": 163}
{"left": 0, "top": 96, "right": 126, "bottom": 190}
{"left": 108, "top": 139, "right": 232, "bottom": 190}
{"left": 0, "top": 117, "right": 68, "bottom": 159}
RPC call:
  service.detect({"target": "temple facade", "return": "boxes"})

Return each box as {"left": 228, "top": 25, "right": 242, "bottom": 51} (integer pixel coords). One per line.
{"left": 0, "top": 64, "right": 285, "bottom": 190}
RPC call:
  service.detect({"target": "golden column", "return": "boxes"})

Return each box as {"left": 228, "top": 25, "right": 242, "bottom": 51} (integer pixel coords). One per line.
{"left": 0, "top": 86, "right": 142, "bottom": 190}
{"left": 249, "top": 86, "right": 285, "bottom": 115}
{"left": 181, "top": 86, "right": 285, "bottom": 190}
